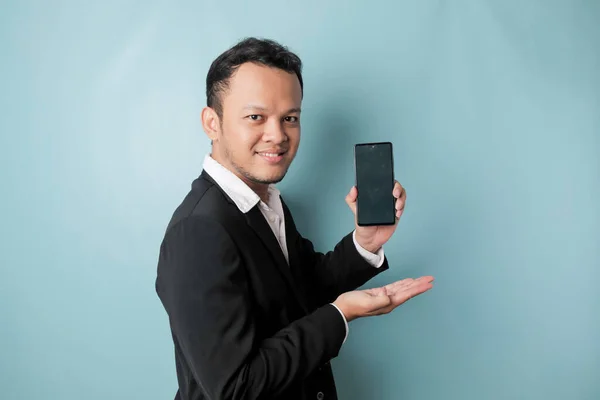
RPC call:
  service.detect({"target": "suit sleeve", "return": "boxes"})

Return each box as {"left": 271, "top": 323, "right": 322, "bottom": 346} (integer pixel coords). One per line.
{"left": 155, "top": 216, "right": 346, "bottom": 400}
{"left": 295, "top": 231, "right": 389, "bottom": 305}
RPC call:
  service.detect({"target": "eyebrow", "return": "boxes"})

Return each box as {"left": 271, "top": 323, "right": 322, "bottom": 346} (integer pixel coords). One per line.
{"left": 243, "top": 104, "right": 301, "bottom": 114}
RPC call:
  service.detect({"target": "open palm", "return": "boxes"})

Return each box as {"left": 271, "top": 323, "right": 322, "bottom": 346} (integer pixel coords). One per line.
{"left": 364, "top": 276, "right": 435, "bottom": 314}
{"left": 335, "top": 276, "right": 435, "bottom": 321}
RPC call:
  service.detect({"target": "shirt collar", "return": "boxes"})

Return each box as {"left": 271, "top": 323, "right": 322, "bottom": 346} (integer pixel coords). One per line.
{"left": 202, "top": 154, "right": 281, "bottom": 213}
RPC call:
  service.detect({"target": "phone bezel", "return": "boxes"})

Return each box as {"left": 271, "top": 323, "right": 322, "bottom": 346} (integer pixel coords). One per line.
{"left": 353, "top": 141, "right": 396, "bottom": 227}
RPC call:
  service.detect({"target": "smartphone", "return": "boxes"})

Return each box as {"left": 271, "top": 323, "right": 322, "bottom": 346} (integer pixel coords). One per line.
{"left": 354, "top": 141, "right": 396, "bottom": 226}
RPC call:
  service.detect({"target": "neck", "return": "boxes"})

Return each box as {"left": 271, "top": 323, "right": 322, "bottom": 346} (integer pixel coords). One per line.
{"left": 238, "top": 172, "right": 269, "bottom": 202}
{"left": 238, "top": 175, "right": 271, "bottom": 204}
{"left": 252, "top": 185, "right": 270, "bottom": 204}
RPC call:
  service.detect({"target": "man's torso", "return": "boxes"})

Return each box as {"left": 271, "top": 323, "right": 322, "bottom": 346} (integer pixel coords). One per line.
{"left": 164, "top": 171, "right": 339, "bottom": 400}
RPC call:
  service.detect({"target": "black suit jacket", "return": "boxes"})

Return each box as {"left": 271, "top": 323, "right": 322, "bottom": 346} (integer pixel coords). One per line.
{"left": 156, "top": 171, "right": 389, "bottom": 400}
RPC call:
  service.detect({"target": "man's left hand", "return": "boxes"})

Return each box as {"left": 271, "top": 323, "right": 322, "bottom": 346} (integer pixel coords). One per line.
{"left": 345, "top": 181, "right": 406, "bottom": 253}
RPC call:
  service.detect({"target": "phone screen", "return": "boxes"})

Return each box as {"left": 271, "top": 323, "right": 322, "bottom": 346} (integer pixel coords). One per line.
{"left": 354, "top": 142, "right": 395, "bottom": 226}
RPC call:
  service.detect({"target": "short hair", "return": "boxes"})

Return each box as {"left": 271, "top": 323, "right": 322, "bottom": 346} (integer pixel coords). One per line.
{"left": 205, "top": 37, "right": 303, "bottom": 118}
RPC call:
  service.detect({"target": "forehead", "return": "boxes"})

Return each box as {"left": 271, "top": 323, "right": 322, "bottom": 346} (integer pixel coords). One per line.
{"left": 222, "top": 62, "right": 302, "bottom": 111}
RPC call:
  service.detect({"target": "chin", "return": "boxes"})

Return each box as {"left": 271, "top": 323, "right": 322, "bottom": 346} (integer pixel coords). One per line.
{"left": 246, "top": 168, "right": 288, "bottom": 185}
{"left": 254, "top": 172, "right": 286, "bottom": 185}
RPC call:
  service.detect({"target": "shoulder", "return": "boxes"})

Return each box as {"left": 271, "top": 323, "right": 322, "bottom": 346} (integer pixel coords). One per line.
{"left": 156, "top": 173, "right": 245, "bottom": 263}
{"left": 164, "top": 172, "right": 238, "bottom": 234}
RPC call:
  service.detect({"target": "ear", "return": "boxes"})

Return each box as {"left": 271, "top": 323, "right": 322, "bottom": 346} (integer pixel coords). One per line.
{"left": 201, "top": 106, "right": 221, "bottom": 142}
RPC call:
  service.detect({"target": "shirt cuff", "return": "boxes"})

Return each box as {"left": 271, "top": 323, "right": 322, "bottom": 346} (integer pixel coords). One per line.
{"left": 352, "top": 230, "right": 385, "bottom": 268}
{"left": 330, "top": 303, "right": 349, "bottom": 344}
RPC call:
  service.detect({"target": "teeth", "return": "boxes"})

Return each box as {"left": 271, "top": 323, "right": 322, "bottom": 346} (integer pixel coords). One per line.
{"left": 262, "top": 153, "right": 279, "bottom": 157}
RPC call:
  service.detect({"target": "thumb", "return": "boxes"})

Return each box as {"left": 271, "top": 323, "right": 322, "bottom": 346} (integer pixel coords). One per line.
{"left": 345, "top": 186, "right": 358, "bottom": 215}
{"left": 367, "top": 291, "right": 392, "bottom": 311}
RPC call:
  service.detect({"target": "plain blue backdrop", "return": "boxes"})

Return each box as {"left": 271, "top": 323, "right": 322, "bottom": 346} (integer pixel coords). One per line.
{"left": 2, "top": 1, "right": 599, "bottom": 399}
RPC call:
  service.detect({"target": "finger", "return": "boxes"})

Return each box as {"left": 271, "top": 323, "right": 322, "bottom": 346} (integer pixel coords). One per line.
{"left": 404, "top": 276, "right": 434, "bottom": 292}
{"left": 345, "top": 186, "right": 358, "bottom": 215}
{"left": 385, "top": 276, "right": 434, "bottom": 296}
{"left": 383, "top": 278, "right": 415, "bottom": 294}
{"left": 395, "top": 198, "right": 405, "bottom": 219}
{"left": 395, "top": 198, "right": 405, "bottom": 210}
{"left": 388, "top": 278, "right": 412, "bottom": 288}
{"left": 393, "top": 181, "right": 404, "bottom": 198}
{"left": 395, "top": 185, "right": 406, "bottom": 219}
{"left": 392, "top": 280, "right": 434, "bottom": 303}
{"left": 407, "top": 282, "right": 434, "bottom": 300}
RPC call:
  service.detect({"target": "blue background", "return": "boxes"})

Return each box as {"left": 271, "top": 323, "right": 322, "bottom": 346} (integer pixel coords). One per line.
{"left": 2, "top": 1, "right": 599, "bottom": 399}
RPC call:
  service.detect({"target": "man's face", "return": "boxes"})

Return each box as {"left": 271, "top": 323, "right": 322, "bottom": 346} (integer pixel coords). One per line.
{"left": 207, "top": 62, "right": 302, "bottom": 187}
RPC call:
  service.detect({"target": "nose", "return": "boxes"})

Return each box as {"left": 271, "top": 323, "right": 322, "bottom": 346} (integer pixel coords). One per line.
{"left": 262, "top": 119, "right": 287, "bottom": 144}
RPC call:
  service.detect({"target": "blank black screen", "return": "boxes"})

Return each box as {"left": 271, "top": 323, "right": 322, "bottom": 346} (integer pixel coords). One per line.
{"left": 355, "top": 142, "right": 395, "bottom": 226}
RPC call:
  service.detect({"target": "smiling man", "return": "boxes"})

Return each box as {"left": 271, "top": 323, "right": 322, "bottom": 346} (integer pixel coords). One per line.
{"left": 155, "top": 37, "right": 434, "bottom": 400}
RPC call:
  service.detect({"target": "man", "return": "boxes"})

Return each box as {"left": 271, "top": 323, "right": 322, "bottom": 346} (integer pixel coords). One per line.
{"left": 155, "top": 37, "right": 434, "bottom": 400}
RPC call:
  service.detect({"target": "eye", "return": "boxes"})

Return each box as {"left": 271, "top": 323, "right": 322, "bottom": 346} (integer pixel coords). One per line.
{"left": 284, "top": 116, "right": 299, "bottom": 123}
{"left": 247, "top": 114, "right": 262, "bottom": 121}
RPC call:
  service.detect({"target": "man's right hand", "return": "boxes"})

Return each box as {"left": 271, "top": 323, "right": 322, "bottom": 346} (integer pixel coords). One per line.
{"left": 333, "top": 276, "right": 434, "bottom": 322}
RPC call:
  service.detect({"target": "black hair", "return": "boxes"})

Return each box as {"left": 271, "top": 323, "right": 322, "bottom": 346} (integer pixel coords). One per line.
{"left": 206, "top": 37, "right": 303, "bottom": 118}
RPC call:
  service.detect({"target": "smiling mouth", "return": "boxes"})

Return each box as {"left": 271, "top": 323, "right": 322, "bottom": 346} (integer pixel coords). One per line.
{"left": 257, "top": 150, "right": 287, "bottom": 163}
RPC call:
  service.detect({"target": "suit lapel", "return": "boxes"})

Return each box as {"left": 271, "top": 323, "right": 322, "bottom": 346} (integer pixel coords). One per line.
{"left": 245, "top": 206, "right": 308, "bottom": 313}
{"left": 201, "top": 170, "right": 309, "bottom": 313}
{"left": 245, "top": 206, "right": 289, "bottom": 273}
{"left": 280, "top": 198, "right": 313, "bottom": 309}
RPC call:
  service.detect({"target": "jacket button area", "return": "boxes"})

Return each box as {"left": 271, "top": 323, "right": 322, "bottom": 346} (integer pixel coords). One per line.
{"left": 317, "top": 392, "right": 324, "bottom": 400}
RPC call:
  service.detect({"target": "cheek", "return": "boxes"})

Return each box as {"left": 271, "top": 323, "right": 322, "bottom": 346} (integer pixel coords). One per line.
{"left": 246, "top": 131, "right": 265, "bottom": 151}
{"left": 223, "top": 121, "right": 261, "bottom": 150}
{"left": 288, "top": 128, "right": 301, "bottom": 148}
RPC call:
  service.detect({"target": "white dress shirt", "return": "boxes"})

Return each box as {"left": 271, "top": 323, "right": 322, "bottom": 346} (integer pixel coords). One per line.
{"left": 202, "top": 154, "right": 385, "bottom": 343}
